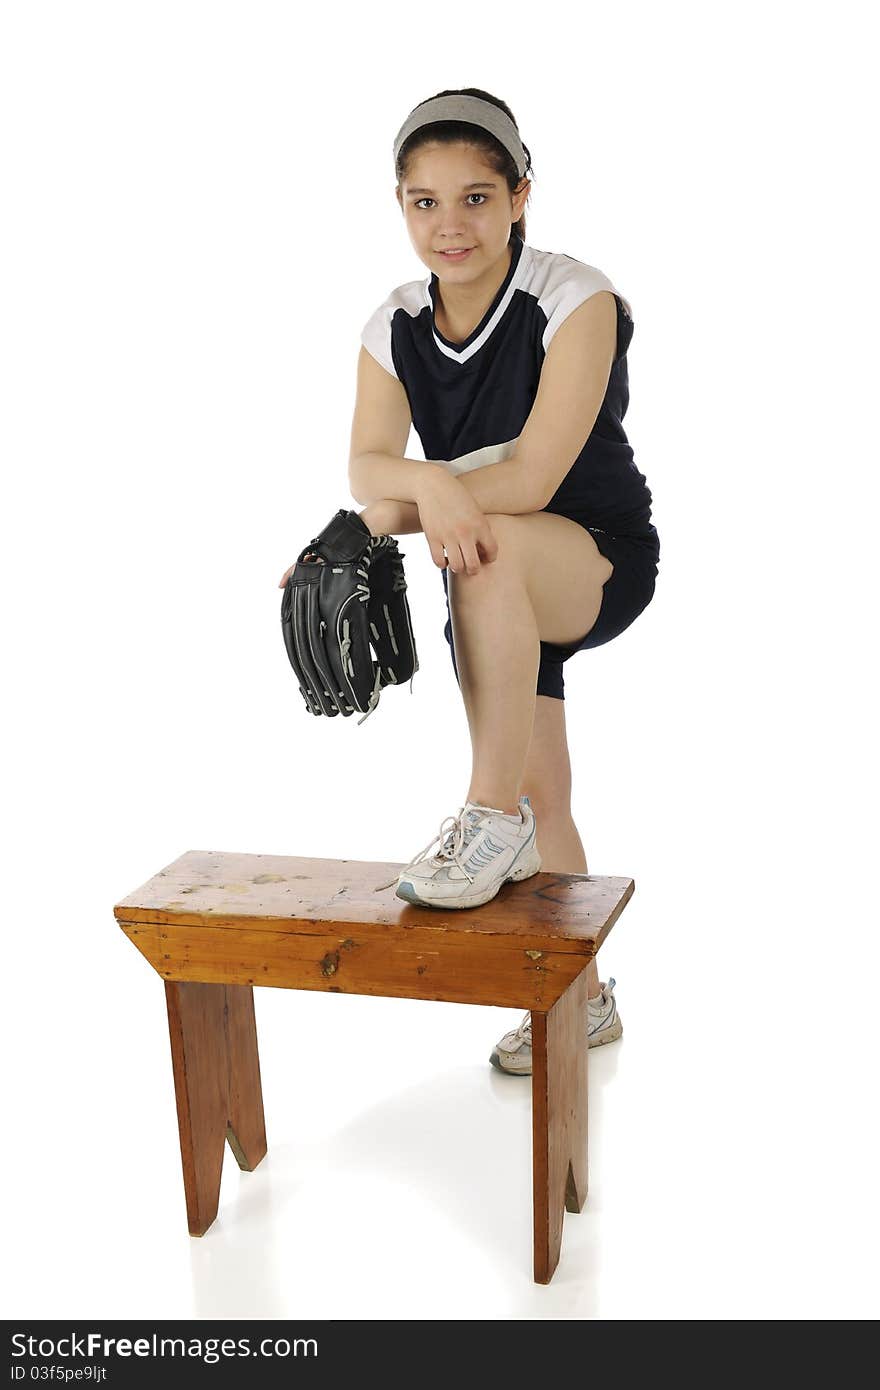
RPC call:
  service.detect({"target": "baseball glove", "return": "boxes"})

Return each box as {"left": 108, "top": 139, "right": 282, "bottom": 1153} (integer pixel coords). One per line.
{"left": 280, "top": 507, "right": 418, "bottom": 724}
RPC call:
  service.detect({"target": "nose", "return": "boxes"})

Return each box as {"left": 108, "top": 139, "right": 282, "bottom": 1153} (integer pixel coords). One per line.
{"left": 437, "top": 214, "right": 469, "bottom": 239}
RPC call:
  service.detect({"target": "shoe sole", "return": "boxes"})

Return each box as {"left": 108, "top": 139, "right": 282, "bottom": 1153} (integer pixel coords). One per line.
{"left": 395, "top": 834, "right": 541, "bottom": 910}
{"left": 488, "top": 1015, "right": 623, "bottom": 1075}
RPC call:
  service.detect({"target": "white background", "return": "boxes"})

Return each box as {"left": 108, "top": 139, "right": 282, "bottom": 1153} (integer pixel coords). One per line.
{"left": 3, "top": 0, "right": 877, "bottom": 1322}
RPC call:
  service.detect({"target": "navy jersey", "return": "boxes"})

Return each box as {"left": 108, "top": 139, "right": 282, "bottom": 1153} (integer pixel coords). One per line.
{"left": 360, "top": 230, "right": 655, "bottom": 537}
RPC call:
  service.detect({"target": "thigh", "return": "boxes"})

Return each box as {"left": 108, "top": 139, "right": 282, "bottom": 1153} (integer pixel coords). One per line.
{"left": 482, "top": 511, "right": 615, "bottom": 649}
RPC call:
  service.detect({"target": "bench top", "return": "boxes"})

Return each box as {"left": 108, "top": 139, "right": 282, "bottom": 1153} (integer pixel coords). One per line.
{"left": 114, "top": 850, "right": 633, "bottom": 957}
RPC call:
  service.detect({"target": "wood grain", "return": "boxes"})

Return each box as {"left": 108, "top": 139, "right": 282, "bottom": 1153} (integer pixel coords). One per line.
{"left": 123, "top": 920, "right": 591, "bottom": 1009}
{"left": 114, "top": 849, "right": 633, "bottom": 960}
{"left": 117, "top": 848, "right": 635, "bottom": 1281}
{"left": 164, "top": 981, "right": 267, "bottom": 1236}
{"left": 531, "top": 970, "right": 590, "bottom": 1284}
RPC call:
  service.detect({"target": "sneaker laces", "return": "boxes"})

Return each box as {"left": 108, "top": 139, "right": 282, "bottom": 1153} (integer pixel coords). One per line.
{"left": 373, "top": 803, "right": 490, "bottom": 892}
{"left": 588, "top": 976, "right": 615, "bottom": 1008}
{"left": 511, "top": 1012, "right": 532, "bottom": 1046}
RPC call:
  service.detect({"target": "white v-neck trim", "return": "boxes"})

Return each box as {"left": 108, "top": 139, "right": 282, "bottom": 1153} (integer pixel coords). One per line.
{"left": 426, "top": 241, "right": 533, "bottom": 365}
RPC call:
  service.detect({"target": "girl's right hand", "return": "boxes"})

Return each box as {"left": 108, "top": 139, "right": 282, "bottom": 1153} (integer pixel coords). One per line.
{"left": 416, "top": 472, "right": 499, "bottom": 575}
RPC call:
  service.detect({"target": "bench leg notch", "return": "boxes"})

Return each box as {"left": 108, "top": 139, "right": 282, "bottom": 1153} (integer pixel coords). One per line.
{"left": 164, "top": 981, "right": 267, "bottom": 1236}
{"left": 531, "top": 969, "right": 589, "bottom": 1284}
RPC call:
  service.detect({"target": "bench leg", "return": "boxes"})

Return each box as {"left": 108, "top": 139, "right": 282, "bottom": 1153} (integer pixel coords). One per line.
{"left": 530, "top": 968, "right": 589, "bottom": 1283}
{"left": 164, "top": 981, "right": 268, "bottom": 1236}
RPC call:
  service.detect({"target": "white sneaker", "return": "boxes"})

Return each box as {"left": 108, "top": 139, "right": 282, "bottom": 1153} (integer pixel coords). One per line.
{"left": 373, "top": 795, "right": 541, "bottom": 909}
{"left": 489, "top": 977, "right": 622, "bottom": 1075}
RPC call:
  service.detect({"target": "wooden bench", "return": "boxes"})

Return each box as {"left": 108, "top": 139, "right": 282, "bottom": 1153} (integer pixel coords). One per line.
{"left": 114, "top": 849, "right": 633, "bottom": 1284}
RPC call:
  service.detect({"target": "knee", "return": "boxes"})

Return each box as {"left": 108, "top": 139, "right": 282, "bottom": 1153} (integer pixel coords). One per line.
{"left": 448, "top": 513, "right": 525, "bottom": 587}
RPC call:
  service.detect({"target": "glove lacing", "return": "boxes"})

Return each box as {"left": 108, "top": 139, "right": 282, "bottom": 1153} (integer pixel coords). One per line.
{"left": 356, "top": 665, "right": 383, "bottom": 726}
{"left": 351, "top": 539, "right": 415, "bottom": 724}
{"left": 330, "top": 555, "right": 377, "bottom": 726}
{"left": 373, "top": 804, "right": 486, "bottom": 891}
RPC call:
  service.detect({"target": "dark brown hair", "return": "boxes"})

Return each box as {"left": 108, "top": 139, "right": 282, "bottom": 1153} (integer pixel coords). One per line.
{"left": 395, "top": 87, "right": 534, "bottom": 242}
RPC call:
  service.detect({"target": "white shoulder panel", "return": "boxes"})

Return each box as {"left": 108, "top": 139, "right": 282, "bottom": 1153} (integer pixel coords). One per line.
{"left": 528, "top": 248, "right": 632, "bottom": 354}
{"left": 359, "top": 280, "right": 428, "bottom": 379}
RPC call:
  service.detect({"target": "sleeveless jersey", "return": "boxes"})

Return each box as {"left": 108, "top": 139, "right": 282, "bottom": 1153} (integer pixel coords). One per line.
{"left": 360, "top": 230, "right": 655, "bottom": 537}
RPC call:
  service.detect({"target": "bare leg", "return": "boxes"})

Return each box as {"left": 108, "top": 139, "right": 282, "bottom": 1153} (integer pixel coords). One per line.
{"left": 362, "top": 503, "right": 608, "bottom": 1000}
{"left": 520, "top": 695, "right": 607, "bottom": 999}
{"left": 448, "top": 535, "right": 540, "bottom": 816}
{"left": 532, "top": 807, "right": 601, "bottom": 997}
{"left": 449, "top": 513, "right": 611, "bottom": 819}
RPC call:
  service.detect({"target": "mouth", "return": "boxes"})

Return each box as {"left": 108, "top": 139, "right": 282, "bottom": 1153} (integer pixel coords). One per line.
{"left": 436, "top": 247, "right": 475, "bottom": 259}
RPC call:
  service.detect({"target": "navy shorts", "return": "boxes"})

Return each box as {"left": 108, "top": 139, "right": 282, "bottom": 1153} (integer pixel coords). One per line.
{"left": 441, "top": 521, "right": 660, "bottom": 701}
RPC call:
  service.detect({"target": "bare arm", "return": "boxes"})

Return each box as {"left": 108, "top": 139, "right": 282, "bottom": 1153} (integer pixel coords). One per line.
{"left": 360, "top": 498, "right": 423, "bottom": 535}
{"left": 349, "top": 451, "right": 450, "bottom": 507}
{"left": 349, "top": 348, "right": 449, "bottom": 505}
{"left": 454, "top": 457, "right": 543, "bottom": 515}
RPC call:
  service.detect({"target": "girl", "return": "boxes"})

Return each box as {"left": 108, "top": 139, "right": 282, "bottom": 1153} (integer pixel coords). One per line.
{"left": 281, "top": 88, "right": 659, "bottom": 1075}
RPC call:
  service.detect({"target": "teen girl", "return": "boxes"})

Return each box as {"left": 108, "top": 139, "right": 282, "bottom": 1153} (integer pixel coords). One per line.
{"left": 282, "top": 88, "right": 660, "bottom": 1073}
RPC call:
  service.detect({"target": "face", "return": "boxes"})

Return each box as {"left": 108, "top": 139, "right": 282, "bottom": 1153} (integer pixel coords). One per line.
{"left": 396, "top": 142, "right": 529, "bottom": 281}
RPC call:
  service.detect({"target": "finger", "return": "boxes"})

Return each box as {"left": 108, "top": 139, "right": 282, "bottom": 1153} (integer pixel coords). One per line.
{"left": 461, "top": 542, "right": 482, "bottom": 576}
{"left": 481, "top": 527, "right": 499, "bottom": 562}
{"left": 447, "top": 543, "right": 468, "bottom": 575}
{"left": 427, "top": 535, "right": 447, "bottom": 569}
